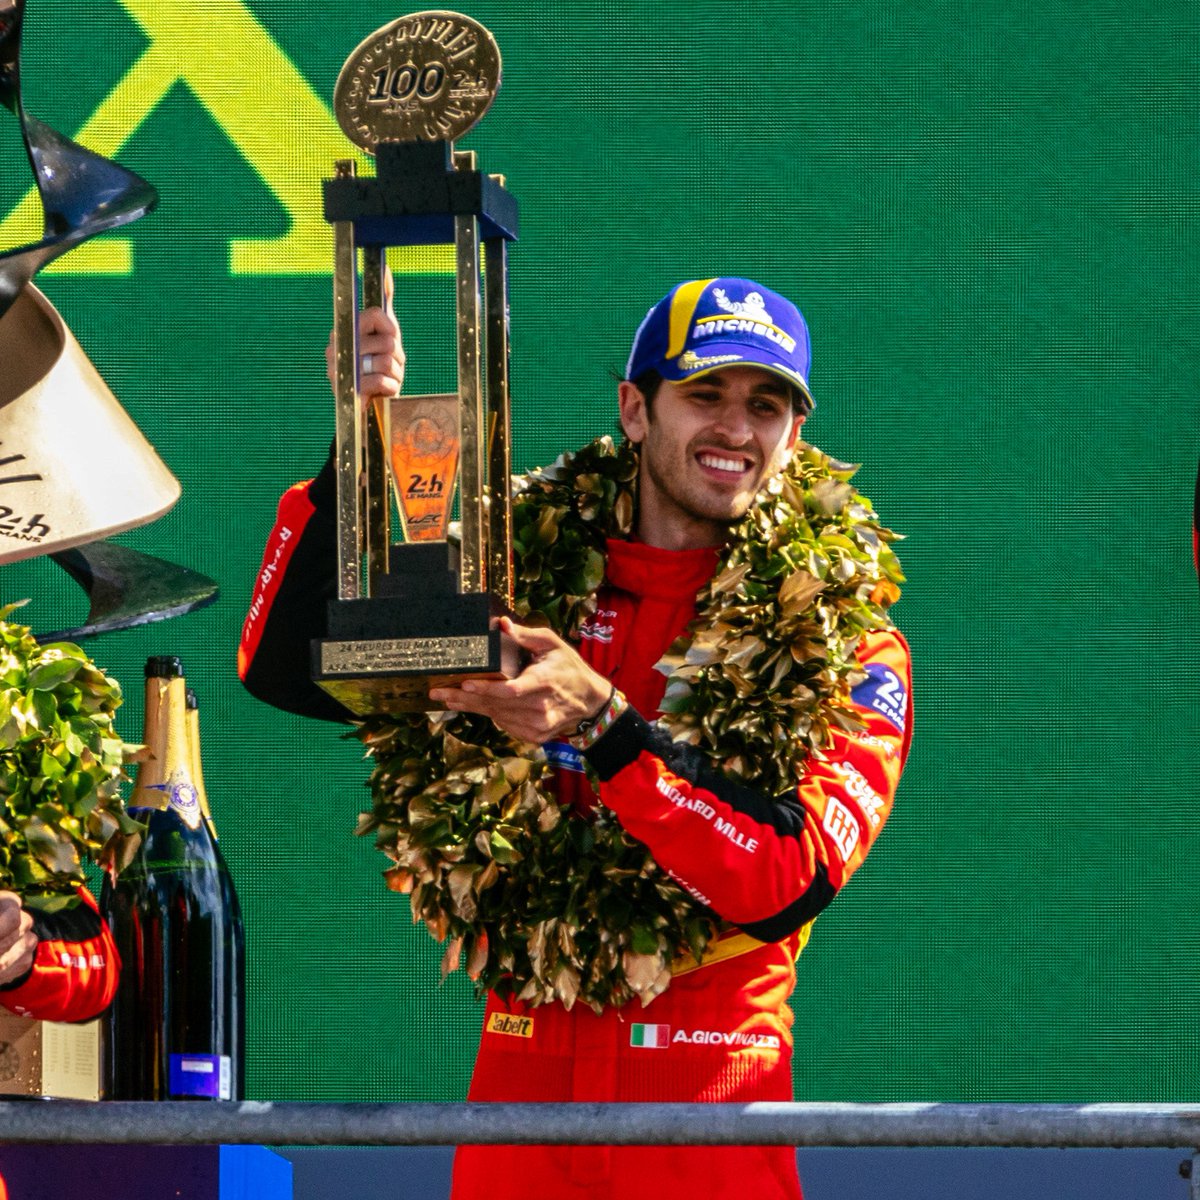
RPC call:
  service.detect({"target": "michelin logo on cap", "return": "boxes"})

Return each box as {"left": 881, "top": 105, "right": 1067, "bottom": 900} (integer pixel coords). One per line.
{"left": 714, "top": 288, "right": 773, "bottom": 321}
{"left": 693, "top": 287, "right": 798, "bottom": 354}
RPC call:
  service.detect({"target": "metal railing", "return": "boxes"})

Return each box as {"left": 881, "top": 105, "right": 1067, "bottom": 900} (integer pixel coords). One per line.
{"left": 4, "top": 1102, "right": 1199, "bottom": 1197}
{"left": 1, "top": 1101, "right": 1199, "bottom": 1150}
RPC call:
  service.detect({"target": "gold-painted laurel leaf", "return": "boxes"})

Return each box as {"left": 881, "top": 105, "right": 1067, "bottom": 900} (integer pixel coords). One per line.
{"left": 779, "top": 569, "right": 826, "bottom": 614}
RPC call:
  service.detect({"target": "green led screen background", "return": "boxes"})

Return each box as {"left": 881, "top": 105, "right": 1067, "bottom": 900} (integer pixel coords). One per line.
{"left": 2, "top": 0, "right": 1197, "bottom": 1103}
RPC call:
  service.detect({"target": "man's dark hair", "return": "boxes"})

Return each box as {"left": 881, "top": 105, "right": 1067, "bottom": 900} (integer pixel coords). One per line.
{"left": 630, "top": 369, "right": 664, "bottom": 410}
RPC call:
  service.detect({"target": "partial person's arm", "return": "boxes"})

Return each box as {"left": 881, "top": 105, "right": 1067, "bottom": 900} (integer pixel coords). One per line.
{"left": 238, "top": 295, "right": 404, "bottom": 722}
{"left": 237, "top": 448, "right": 352, "bottom": 722}
{"left": 0, "top": 888, "right": 120, "bottom": 1022}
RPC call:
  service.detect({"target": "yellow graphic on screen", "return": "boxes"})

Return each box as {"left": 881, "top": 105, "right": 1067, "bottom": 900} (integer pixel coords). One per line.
{"left": 0, "top": 0, "right": 453, "bottom": 276}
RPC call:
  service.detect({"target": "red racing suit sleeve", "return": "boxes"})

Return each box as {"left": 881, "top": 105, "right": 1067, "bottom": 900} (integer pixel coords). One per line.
{"left": 0, "top": 888, "right": 120, "bottom": 1022}
{"left": 238, "top": 450, "right": 353, "bottom": 723}
{"left": 585, "top": 628, "right": 912, "bottom": 941}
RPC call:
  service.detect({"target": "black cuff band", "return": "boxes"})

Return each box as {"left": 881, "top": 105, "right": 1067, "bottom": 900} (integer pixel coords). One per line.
{"left": 583, "top": 706, "right": 652, "bottom": 780}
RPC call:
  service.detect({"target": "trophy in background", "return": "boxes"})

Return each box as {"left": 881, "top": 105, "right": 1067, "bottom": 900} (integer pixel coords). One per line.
{"left": 313, "top": 11, "right": 519, "bottom": 715}
{"left": 0, "top": 0, "right": 175, "bottom": 564}
{"left": 0, "top": 0, "right": 218, "bottom": 636}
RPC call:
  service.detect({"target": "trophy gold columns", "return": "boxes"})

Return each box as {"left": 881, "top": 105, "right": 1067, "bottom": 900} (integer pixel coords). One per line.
{"left": 312, "top": 12, "right": 519, "bottom": 715}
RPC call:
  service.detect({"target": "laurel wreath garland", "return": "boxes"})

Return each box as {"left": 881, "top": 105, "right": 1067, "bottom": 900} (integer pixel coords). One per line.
{"left": 355, "top": 436, "right": 904, "bottom": 1014}
{"left": 0, "top": 602, "right": 138, "bottom": 912}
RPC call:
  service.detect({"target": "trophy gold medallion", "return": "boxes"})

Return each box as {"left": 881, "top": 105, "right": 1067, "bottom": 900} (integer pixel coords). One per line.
{"left": 333, "top": 11, "right": 502, "bottom": 150}
{"left": 313, "top": 11, "right": 519, "bottom": 715}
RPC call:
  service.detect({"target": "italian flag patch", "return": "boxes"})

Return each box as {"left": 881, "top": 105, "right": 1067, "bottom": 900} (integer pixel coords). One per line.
{"left": 630, "top": 1023, "right": 671, "bottom": 1049}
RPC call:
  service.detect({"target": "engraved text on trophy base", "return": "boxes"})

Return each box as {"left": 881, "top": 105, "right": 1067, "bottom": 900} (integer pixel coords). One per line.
{"left": 320, "top": 634, "right": 491, "bottom": 675}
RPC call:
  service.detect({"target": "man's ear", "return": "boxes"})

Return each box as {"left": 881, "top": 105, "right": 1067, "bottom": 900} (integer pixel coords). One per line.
{"left": 785, "top": 412, "right": 807, "bottom": 452}
{"left": 617, "top": 380, "right": 650, "bottom": 444}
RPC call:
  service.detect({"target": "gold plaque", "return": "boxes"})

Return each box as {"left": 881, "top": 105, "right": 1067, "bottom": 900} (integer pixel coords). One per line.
{"left": 0, "top": 1011, "right": 101, "bottom": 1101}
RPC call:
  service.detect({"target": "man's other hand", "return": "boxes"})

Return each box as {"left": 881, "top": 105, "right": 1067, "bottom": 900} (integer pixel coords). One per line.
{"left": 325, "top": 266, "right": 405, "bottom": 401}
{"left": 0, "top": 892, "right": 37, "bottom": 986}
{"left": 429, "top": 618, "right": 612, "bottom": 745}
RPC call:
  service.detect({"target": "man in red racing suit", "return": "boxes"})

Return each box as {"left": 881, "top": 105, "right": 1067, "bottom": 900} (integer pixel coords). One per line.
{"left": 239, "top": 276, "right": 912, "bottom": 1200}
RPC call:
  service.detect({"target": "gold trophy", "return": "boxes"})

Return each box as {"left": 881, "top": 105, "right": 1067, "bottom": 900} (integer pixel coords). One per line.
{"left": 313, "top": 12, "right": 518, "bottom": 715}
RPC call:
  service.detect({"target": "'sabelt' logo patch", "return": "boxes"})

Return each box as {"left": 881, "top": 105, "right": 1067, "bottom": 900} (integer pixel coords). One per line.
{"left": 486, "top": 1012, "right": 534, "bottom": 1038}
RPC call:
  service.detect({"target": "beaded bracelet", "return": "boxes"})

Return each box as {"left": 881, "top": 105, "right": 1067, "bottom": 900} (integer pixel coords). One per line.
{"left": 567, "top": 685, "right": 628, "bottom": 751}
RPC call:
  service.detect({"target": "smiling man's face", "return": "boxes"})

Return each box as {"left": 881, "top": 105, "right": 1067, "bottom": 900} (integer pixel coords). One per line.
{"left": 618, "top": 365, "right": 804, "bottom": 550}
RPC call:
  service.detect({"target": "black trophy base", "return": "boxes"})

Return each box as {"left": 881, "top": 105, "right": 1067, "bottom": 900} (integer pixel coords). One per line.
{"left": 311, "top": 543, "right": 519, "bottom": 716}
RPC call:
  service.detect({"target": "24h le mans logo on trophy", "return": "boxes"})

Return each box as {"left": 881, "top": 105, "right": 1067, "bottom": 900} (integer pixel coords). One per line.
{"left": 313, "top": 11, "right": 519, "bottom": 715}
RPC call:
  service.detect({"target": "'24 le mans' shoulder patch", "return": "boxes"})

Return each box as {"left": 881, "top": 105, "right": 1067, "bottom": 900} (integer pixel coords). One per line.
{"left": 850, "top": 663, "right": 908, "bottom": 733}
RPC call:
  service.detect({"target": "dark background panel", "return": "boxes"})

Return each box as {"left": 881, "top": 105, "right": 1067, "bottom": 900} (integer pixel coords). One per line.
{"left": 282, "top": 1146, "right": 1194, "bottom": 1200}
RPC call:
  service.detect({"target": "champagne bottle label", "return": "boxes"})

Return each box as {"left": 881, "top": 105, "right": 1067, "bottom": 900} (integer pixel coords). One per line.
{"left": 169, "top": 1053, "right": 232, "bottom": 1100}
{"left": 146, "top": 767, "right": 203, "bottom": 830}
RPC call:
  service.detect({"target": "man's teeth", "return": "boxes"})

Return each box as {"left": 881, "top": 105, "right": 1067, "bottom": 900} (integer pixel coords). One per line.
{"left": 698, "top": 453, "right": 746, "bottom": 472}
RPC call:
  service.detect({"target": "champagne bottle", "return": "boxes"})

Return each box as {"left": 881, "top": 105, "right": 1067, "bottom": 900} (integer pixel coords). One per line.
{"left": 180, "top": 684, "right": 246, "bottom": 1100}
{"left": 101, "top": 657, "right": 245, "bottom": 1100}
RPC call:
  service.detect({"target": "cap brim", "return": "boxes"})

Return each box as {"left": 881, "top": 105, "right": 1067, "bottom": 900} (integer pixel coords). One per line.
{"left": 662, "top": 343, "right": 814, "bottom": 411}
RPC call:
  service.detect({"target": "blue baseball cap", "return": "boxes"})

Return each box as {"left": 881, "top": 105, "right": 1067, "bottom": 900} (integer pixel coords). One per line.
{"left": 625, "top": 277, "right": 813, "bottom": 412}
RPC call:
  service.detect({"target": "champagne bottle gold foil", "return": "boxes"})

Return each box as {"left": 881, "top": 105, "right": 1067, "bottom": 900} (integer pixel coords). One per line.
{"left": 185, "top": 688, "right": 216, "bottom": 833}
{"left": 132, "top": 663, "right": 202, "bottom": 831}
